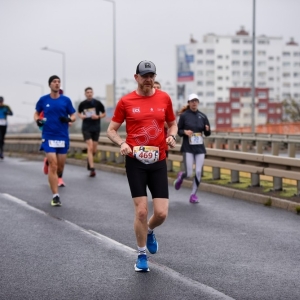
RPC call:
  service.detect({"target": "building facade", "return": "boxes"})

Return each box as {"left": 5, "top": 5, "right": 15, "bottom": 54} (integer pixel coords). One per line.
{"left": 215, "top": 87, "right": 282, "bottom": 130}
{"left": 176, "top": 27, "right": 300, "bottom": 129}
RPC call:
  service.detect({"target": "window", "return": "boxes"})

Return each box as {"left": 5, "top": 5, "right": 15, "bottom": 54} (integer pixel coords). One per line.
{"left": 217, "top": 118, "right": 224, "bottom": 124}
{"left": 197, "top": 70, "right": 203, "bottom": 76}
{"left": 243, "top": 50, "right": 252, "bottom": 55}
{"left": 258, "top": 72, "right": 266, "bottom": 77}
{"left": 232, "top": 61, "right": 240, "bottom": 66}
{"left": 258, "top": 40, "right": 268, "bottom": 44}
{"left": 232, "top": 39, "right": 239, "bottom": 44}
{"left": 257, "top": 61, "right": 266, "bottom": 66}
{"left": 258, "top": 103, "right": 267, "bottom": 109}
{"left": 197, "top": 60, "right": 203, "bottom": 65}
{"left": 231, "top": 102, "right": 240, "bottom": 109}
{"left": 206, "top": 92, "right": 214, "bottom": 97}
{"left": 243, "top": 39, "right": 252, "bottom": 44}
{"left": 294, "top": 93, "right": 300, "bottom": 98}
{"left": 225, "top": 108, "right": 230, "bottom": 113}
{"left": 217, "top": 77, "right": 223, "bottom": 80}
{"left": 283, "top": 52, "right": 290, "bottom": 56}
{"left": 268, "top": 77, "right": 274, "bottom": 81}
{"left": 218, "top": 87, "right": 223, "bottom": 90}
{"left": 283, "top": 62, "right": 290, "bottom": 67}
{"left": 268, "top": 56, "right": 274, "bottom": 60}
{"left": 283, "top": 73, "right": 290, "bottom": 78}
{"left": 197, "top": 92, "right": 203, "bottom": 96}
{"left": 257, "top": 50, "right": 266, "bottom": 55}
{"left": 294, "top": 52, "right": 300, "bottom": 57}
{"left": 206, "top": 60, "right": 214, "bottom": 65}
{"left": 269, "top": 67, "right": 274, "bottom": 71}
{"left": 217, "top": 55, "right": 223, "bottom": 59}
{"left": 283, "top": 82, "right": 290, "bottom": 87}
{"left": 232, "top": 71, "right": 240, "bottom": 77}
{"left": 243, "top": 71, "right": 252, "bottom": 77}
{"left": 197, "top": 81, "right": 203, "bottom": 86}
{"left": 294, "top": 83, "right": 300, "bottom": 87}
{"left": 217, "top": 97, "right": 223, "bottom": 101}
{"left": 258, "top": 82, "right": 266, "bottom": 87}
{"left": 206, "top": 71, "right": 214, "bottom": 76}
{"left": 269, "top": 108, "right": 275, "bottom": 114}
{"left": 294, "top": 62, "right": 300, "bottom": 67}
{"left": 197, "top": 49, "right": 203, "bottom": 54}
{"left": 259, "top": 113, "right": 266, "bottom": 118}
{"left": 226, "top": 118, "right": 230, "bottom": 124}
{"left": 294, "top": 73, "right": 300, "bottom": 77}
{"left": 217, "top": 107, "right": 224, "bottom": 113}
{"left": 233, "top": 81, "right": 240, "bottom": 87}
{"left": 206, "top": 81, "right": 214, "bottom": 86}
{"left": 232, "top": 50, "right": 240, "bottom": 55}
{"left": 217, "top": 65, "right": 223, "bottom": 69}
{"left": 258, "top": 92, "right": 267, "bottom": 98}
{"left": 243, "top": 61, "right": 251, "bottom": 66}
{"left": 206, "top": 49, "right": 214, "bottom": 54}
{"left": 243, "top": 92, "right": 251, "bottom": 97}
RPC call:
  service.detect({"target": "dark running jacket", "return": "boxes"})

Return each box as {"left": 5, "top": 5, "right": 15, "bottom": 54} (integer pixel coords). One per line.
{"left": 177, "top": 108, "right": 211, "bottom": 154}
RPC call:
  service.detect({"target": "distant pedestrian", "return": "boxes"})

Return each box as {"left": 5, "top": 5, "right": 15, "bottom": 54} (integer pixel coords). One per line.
{"left": 153, "top": 81, "right": 170, "bottom": 162}
{"left": 173, "top": 93, "right": 211, "bottom": 203}
{"left": 34, "top": 75, "right": 76, "bottom": 206}
{"left": 78, "top": 87, "right": 106, "bottom": 177}
{"left": 0, "top": 96, "right": 13, "bottom": 159}
{"left": 107, "top": 60, "right": 178, "bottom": 272}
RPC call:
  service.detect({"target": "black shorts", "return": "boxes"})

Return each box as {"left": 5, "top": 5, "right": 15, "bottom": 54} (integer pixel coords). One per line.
{"left": 82, "top": 131, "right": 100, "bottom": 142}
{"left": 125, "top": 156, "right": 169, "bottom": 199}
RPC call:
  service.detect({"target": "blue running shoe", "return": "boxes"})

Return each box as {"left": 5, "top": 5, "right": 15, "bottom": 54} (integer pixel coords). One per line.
{"left": 174, "top": 171, "right": 183, "bottom": 190}
{"left": 134, "top": 254, "right": 149, "bottom": 272}
{"left": 147, "top": 232, "right": 158, "bottom": 254}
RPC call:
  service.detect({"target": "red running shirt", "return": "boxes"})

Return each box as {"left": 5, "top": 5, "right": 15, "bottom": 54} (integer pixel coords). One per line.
{"left": 112, "top": 89, "right": 175, "bottom": 161}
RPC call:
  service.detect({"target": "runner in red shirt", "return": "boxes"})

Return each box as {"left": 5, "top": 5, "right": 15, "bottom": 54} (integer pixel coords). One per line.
{"left": 107, "top": 60, "right": 178, "bottom": 272}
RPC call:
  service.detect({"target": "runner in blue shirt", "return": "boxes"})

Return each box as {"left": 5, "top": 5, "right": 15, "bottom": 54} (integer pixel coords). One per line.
{"left": 34, "top": 75, "right": 76, "bottom": 206}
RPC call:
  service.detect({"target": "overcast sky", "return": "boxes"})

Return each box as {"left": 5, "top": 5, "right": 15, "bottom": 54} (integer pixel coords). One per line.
{"left": 1, "top": 0, "right": 300, "bottom": 124}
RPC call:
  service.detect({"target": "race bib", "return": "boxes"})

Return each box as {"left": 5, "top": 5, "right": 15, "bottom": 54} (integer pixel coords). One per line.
{"left": 48, "top": 140, "right": 65, "bottom": 148}
{"left": 189, "top": 133, "right": 203, "bottom": 145}
{"left": 133, "top": 146, "right": 159, "bottom": 164}
{"left": 0, "top": 119, "right": 7, "bottom": 126}
{"left": 84, "top": 108, "right": 96, "bottom": 118}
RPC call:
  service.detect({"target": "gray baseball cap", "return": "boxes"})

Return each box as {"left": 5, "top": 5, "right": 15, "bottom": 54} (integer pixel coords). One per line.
{"left": 136, "top": 60, "right": 156, "bottom": 76}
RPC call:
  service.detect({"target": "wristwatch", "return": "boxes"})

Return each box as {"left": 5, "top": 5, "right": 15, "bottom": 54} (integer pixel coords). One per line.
{"left": 169, "top": 135, "right": 177, "bottom": 141}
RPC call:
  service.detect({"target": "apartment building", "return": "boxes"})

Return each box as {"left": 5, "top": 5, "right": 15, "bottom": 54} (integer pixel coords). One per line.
{"left": 176, "top": 27, "right": 300, "bottom": 129}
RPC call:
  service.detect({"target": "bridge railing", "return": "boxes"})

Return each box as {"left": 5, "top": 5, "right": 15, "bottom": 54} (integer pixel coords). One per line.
{"left": 5, "top": 133, "right": 300, "bottom": 195}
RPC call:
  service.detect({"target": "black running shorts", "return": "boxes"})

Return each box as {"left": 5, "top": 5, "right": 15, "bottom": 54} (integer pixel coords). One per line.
{"left": 125, "top": 156, "right": 169, "bottom": 199}
{"left": 82, "top": 131, "right": 100, "bottom": 142}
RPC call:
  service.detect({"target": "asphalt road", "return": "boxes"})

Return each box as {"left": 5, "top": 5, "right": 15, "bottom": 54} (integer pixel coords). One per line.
{"left": 0, "top": 157, "right": 299, "bottom": 300}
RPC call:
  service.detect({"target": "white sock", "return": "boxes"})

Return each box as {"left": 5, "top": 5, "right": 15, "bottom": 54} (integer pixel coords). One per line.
{"left": 148, "top": 227, "right": 153, "bottom": 234}
{"left": 53, "top": 194, "right": 59, "bottom": 198}
{"left": 138, "top": 246, "right": 146, "bottom": 255}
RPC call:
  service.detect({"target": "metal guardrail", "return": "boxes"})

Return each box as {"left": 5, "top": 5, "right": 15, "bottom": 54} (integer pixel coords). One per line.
{"left": 4, "top": 133, "right": 300, "bottom": 195}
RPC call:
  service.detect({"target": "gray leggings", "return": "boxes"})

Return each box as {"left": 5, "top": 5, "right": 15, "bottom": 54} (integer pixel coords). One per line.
{"left": 182, "top": 152, "right": 205, "bottom": 195}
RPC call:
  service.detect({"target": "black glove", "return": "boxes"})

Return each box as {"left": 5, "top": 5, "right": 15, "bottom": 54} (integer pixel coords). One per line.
{"left": 59, "top": 116, "right": 72, "bottom": 123}
{"left": 36, "top": 119, "right": 44, "bottom": 127}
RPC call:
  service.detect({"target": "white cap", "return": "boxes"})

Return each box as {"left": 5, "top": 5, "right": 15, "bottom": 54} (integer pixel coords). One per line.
{"left": 188, "top": 93, "right": 199, "bottom": 101}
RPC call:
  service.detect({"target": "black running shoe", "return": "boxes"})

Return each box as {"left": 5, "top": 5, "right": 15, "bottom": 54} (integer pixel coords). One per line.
{"left": 51, "top": 195, "right": 61, "bottom": 207}
{"left": 89, "top": 169, "right": 96, "bottom": 177}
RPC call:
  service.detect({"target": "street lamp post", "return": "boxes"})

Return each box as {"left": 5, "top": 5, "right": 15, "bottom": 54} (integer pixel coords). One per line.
{"left": 41, "top": 47, "right": 66, "bottom": 93}
{"left": 251, "top": 0, "right": 256, "bottom": 133}
{"left": 103, "top": 0, "right": 116, "bottom": 107}
{"left": 24, "top": 81, "right": 44, "bottom": 95}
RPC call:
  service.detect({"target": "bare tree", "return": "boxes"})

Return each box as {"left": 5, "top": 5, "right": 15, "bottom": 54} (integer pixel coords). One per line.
{"left": 282, "top": 98, "right": 300, "bottom": 122}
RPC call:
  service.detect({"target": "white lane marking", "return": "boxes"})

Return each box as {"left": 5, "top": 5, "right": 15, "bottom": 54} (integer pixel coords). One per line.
{"left": 1, "top": 193, "right": 235, "bottom": 300}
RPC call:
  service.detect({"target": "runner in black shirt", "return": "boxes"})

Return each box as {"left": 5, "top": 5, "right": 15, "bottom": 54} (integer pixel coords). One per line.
{"left": 78, "top": 87, "right": 106, "bottom": 177}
